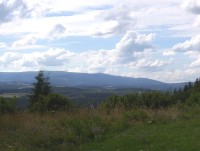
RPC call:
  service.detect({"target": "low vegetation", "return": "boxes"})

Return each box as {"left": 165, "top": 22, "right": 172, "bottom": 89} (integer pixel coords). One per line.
{"left": 0, "top": 96, "right": 17, "bottom": 114}
{"left": 1, "top": 71, "right": 200, "bottom": 150}
{"left": 1, "top": 106, "right": 200, "bottom": 151}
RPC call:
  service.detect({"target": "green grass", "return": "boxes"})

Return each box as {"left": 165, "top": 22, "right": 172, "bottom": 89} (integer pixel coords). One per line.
{"left": 1, "top": 107, "right": 200, "bottom": 151}
{"left": 81, "top": 106, "right": 200, "bottom": 151}
{"left": 82, "top": 118, "right": 200, "bottom": 151}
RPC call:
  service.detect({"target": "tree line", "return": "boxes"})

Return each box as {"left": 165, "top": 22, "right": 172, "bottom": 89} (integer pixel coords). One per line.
{"left": 1, "top": 70, "right": 200, "bottom": 113}
{"left": 100, "top": 78, "right": 200, "bottom": 111}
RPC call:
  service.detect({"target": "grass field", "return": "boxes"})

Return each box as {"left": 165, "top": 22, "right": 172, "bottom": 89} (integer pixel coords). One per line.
{"left": 1, "top": 106, "right": 200, "bottom": 151}
{"left": 82, "top": 118, "right": 200, "bottom": 151}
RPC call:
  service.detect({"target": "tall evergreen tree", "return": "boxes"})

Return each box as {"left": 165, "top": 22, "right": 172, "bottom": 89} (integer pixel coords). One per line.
{"left": 30, "top": 70, "right": 51, "bottom": 106}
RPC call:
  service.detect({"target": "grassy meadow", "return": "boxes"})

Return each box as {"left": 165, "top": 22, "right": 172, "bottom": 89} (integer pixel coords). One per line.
{"left": 1, "top": 105, "right": 200, "bottom": 151}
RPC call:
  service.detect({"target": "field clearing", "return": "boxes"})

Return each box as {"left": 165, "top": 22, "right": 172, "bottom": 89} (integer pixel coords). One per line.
{"left": 1, "top": 106, "right": 200, "bottom": 151}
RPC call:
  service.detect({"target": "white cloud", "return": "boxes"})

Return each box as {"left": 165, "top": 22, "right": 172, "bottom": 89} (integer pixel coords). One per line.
{"left": 163, "top": 50, "right": 176, "bottom": 56}
{"left": 91, "top": 5, "right": 135, "bottom": 37}
{"left": 24, "top": 49, "right": 74, "bottom": 67}
{"left": 0, "top": 31, "right": 133, "bottom": 73}
{"left": 188, "top": 51, "right": 200, "bottom": 67}
{"left": 182, "top": 0, "right": 200, "bottom": 14}
{"left": 10, "top": 33, "right": 48, "bottom": 50}
{"left": 128, "top": 59, "right": 169, "bottom": 69}
{"left": 12, "top": 34, "right": 37, "bottom": 48}
{"left": 194, "top": 15, "right": 200, "bottom": 26}
{"left": 44, "top": 0, "right": 114, "bottom": 13}
{"left": 184, "top": 50, "right": 200, "bottom": 58}
{"left": 0, "top": 48, "right": 75, "bottom": 72}
{"left": 3, "top": 31, "right": 157, "bottom": 74}
{"left": 83, "top": 49, "right": 117, "bottom": 73}
{"left": 124, "top": 67, "right": 200, "bottom": 83}
{"left": 37, "top": 49, "right": 73, "bottom": 66}
{"left": 0, "top": 42, "right": 7, "bottom": 48}
{"left": 48, "top": 24, "right": 66, "bottom": 40}
{"left": 115, "top": 32, "right": 155, "bottom": 63}
{"left": 11, "top": 23, "right": 66, "bottom": 49}
{"left": 0, "top": 0, "right": 194, "bottom": 38}
{"left": 172, "top": 34, "right": 200, "bottom": 51}
{"left": 189, "top": 57, "right": 200, "bottom": 67}
{"left": 80, "top": 32, "right": 158, "bottom": 74}
{"left": 116, "top": 32, "right": 155, "bottom": 52}
{"left": 182, "top": 0, "right": 200, "bottom": 28}
{"left": 0, "top": 0, "right": 30, "bottom": 24}
{"left": 0, "top": 52, "right": 21, "bottom": 63}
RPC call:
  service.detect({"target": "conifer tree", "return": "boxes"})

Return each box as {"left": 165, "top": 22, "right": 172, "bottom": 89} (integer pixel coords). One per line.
{"left": 30, "top": 70, "right": 51, "bottom": 106}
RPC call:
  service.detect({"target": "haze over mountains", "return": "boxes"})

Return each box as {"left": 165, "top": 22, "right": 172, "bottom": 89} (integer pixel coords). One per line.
{"left": 0, "top": 71, "right": 186, "bottom": 90}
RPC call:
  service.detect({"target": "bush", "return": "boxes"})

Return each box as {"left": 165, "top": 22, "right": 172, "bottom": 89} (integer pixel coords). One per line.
{"left": 141, "top": 91, "right": 172, "bottom": 109}
{"left": 45, "top": 93, "right": 71, "bottom": 111}
{"left": 30, "top": 95, "right": 47, "bottom": 112}
{"left": 31, "top": 93, "right": 72, "bottom": 112}
{"left": 186, "top": 92, "right": 200, "bottom": 106}
{"left": 0, "top": 97, "right": 17, "bottom": 114}
{"left": 100, "top": 91, "right": 173, "bottom": 111}
{"left": 123, "top": 109, "right": 148, "bottom": 122}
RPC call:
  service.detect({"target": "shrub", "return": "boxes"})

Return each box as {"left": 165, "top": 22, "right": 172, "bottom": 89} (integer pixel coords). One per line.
{"left": 0, "top": 97, "right": 17, "bottom": 114}
{"left": 186, "top": 92, "right": 200, "bottom": 106}
{"left": 30, "top": 95, "right": 47, "bottom": 112}
{"left": 100, "top": 91, "right": 173, "bottom": 111}
{"left": 45, "top": 93, "right": 71, "bottom": 111}
{"left": 123, "top": 109, "right": 148, "bottom": 122}
{"left": 31, "top": 93, "right": 72, "bottom": 112}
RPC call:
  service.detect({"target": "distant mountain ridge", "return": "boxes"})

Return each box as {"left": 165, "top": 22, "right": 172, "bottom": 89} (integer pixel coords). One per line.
{"left": 0, "top": 71, "right": 186, "bottom": 90}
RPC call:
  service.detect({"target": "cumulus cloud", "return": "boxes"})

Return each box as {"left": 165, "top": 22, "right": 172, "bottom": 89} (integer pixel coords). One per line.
{"left": 182, "top": 0, "right": 200, "bottom": 14}
{"left": 126, "top": 68, "right": 198, "bottom": 83}
{"left": 12, "top": 34, "right": 37, "bottom": 48}
{"left": 182, "top": 0, "right": 200, "bottom": 28}
{"left": 129, "top": 59, "right": 169, "bottom": 68}
{"left": 37, "top": 49, "right": 73, "bottom": 66}
{"left": 0, "top": 0, "right": 195, "bottom": 38}
{"left": 116, "top": 32, "right": 155, "bottom": 51}
{"left": 25, "top": 49, "right": 74, "bottom": 67}
{"left": 172, "top": 34, "right": 200, "bottom": 51}
{"left": 83, "top": 49, "right": 117, "bottom": 72}
{"left": 92, "top": 5, "right": 135, "bottom": 37}
{"left": 184, "top": 50, "right": 200, "bottom": 58}
{"left": 82, "top": 31, "right": 157, "bottom": 73}
{"left": 11, "top": 24, "right": 66, "bottom": 48}
{"left": 0, "top": 0, "right": 30, "bottom": 24}
{"left": 75, "top": 31, "right": 156, "bottom": 73}
{"left": 0, "top": 35, "right": 188, "bottom": 83}
{"left": 125, "top": 58, "right": 170, "bottom": 73}
{"left": 0, "top": 52, "right": 21, "bottom": 64}
{"left": 189, "top": 52, "right": 200, "bottom": 67}
{"left": 48, "top": 24, "right": 66, "bottom": 40}
{"left": 189, "top": 57, "right": 200, "bottom": 67}
{"left": 0, "top": 48, "right": 75, "bottom": 71}
{"left": 115, "top": 31, "right": 155, "bottom": 63}
{"left": 9, "top": 31, "right": 157, "bottom": 73}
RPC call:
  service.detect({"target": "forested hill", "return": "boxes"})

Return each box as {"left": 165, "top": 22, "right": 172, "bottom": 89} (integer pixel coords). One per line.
{"left": 0, "top": 71, "right": 186, "bottom": 90}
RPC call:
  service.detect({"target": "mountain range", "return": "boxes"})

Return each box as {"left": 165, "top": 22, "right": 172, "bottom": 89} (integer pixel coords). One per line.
{"left": 0, "top": 71, "right": 187, "bottom": 90}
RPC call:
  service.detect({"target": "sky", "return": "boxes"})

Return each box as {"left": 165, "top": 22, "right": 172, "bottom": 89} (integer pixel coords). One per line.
{"left": 0, "top": 0, "right": 200, "bottom": 82}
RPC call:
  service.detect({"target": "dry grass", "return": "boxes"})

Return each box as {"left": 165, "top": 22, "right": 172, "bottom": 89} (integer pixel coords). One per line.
{"left": 0, "top": 106, "right": 197, "bottom": 151}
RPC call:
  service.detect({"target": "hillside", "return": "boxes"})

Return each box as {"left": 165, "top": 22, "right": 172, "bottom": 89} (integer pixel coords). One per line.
{"left": 0, "top": 71, "right": 186, "bottom": 90}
